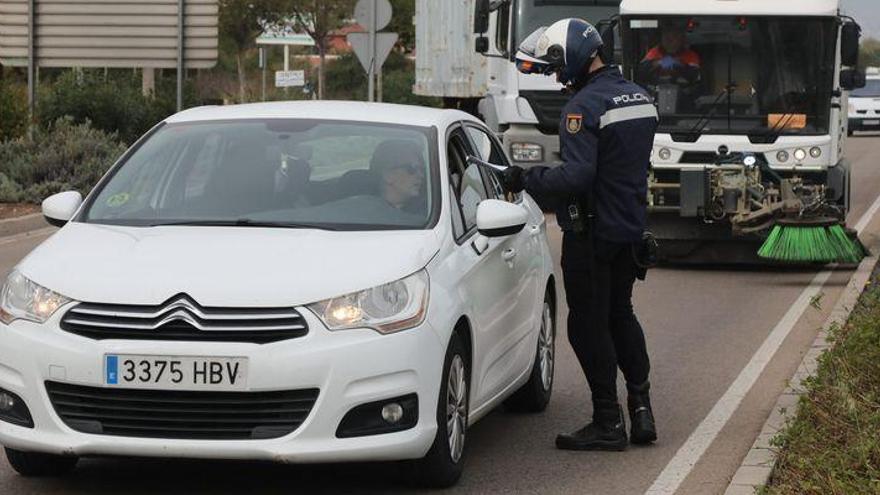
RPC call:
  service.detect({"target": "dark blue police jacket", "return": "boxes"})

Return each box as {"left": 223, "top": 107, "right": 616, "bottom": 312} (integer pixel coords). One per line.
{"left": 523, "top": 66, "right": 658, "bottom": 243}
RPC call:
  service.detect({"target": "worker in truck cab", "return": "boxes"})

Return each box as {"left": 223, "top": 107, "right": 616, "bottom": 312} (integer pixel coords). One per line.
{"left": 639, "top": 21, "right": 702, "bottom": 86}
{"left": 505, "top": 18, "right": 660, "bottom": 451}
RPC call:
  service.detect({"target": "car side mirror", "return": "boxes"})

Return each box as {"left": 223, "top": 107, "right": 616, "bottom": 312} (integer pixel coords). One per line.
{"left": 841, "top": 22, "right": 861, "bottom": 67}
{"left": 841, "top": 69, "right": 866, "bottom": 91}
{"left": 42, "top": 191, "right": 83, "bottom": 228}
{"left": 476, "top": 199, "right": 528, "bottom": 238}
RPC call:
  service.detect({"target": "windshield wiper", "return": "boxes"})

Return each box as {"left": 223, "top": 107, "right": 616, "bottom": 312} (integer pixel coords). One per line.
{"left": 149, "top": 219, "right": 338, "bottom": 231}
{"left": 686, "top": 85, "right": 735, "bottom": 138}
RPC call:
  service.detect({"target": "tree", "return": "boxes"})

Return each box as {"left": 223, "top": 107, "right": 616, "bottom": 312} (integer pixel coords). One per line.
{"left": 287, "top": 0, "right": 357, "bottom": 100}
{"left": 389, "top": 0, "right": 415, "bottom": 51}
{"left": 219, "top": 0, "right": 287, "bottom": 103}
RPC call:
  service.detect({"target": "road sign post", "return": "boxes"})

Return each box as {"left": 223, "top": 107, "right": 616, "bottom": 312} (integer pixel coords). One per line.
{"left": 351, "top": 0, "right": 394, "bottom": 102}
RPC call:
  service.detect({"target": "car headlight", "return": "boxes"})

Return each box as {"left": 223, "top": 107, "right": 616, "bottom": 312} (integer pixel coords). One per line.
{"left": 0, "top": 271, "right": 72, "bottom": 325}
{"left": 307, "top": 270, "right": 429, "bottom": 334}
{"left": 510, "top": 143, "right": 543, "bottom": 162}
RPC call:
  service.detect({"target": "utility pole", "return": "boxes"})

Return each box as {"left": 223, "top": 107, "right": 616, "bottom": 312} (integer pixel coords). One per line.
{"left": 367, "top": 0, "right": 377, "bottom": 102}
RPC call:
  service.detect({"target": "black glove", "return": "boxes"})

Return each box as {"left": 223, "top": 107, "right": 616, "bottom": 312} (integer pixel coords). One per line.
{"left": 502, "top": 166, "right": 526, "bottom": 194}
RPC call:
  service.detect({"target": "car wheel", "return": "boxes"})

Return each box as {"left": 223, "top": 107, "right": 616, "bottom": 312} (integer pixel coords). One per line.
{"left": 5, "top": 448, "right": 78, "bottom": 477}
{"left": 504, "top": 290, "right": 555, "bottom": 413}
{"left": 415, "top": 332, "right": 469, "bottom": 488}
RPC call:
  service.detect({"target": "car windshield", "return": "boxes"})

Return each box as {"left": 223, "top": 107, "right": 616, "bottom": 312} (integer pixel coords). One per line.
{"left": 622, "top": 16, "right": 837, "bottom": 137}
{"left": 83, "top": 119, "right": 437, "bottom": 230}
{"left": 851, "top": 79, "right": 880, "bottom": 98}
{"left": 514, "top": 0, "right": 620, "bottom": 49}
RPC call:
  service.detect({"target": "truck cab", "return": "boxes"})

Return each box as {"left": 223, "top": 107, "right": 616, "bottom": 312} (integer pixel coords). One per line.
{"left": 615, "top": 0, "right": 865, "bottom": 261}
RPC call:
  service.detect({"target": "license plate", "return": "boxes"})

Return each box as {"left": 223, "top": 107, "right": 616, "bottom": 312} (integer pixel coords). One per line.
{"left": 105, "top": 355, "right": 248, "bottom": 391}
{"left": 864, "top": 120, "right": 879, "bottom": 126}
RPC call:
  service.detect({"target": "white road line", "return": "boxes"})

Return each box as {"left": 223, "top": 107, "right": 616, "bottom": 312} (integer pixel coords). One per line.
{"left": 645, "top": 195, "right": 880, "bottom": 495}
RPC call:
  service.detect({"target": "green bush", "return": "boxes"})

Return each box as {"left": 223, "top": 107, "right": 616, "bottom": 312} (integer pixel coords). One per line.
{"left": 0, "top": 82, "right": 28, "bottom": 142}
{"left": 38, "top": 70, "right": 194, "bottom": 145}
{"left": 0, "top": 118, "right": 126, "bottom": 203}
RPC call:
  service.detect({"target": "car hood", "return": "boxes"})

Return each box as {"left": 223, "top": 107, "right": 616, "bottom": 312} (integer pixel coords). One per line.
{"left": 17, "top": 222, "right": 440, "bottom": 307}
{"left": 850, "top": 95, "right": 880, "bottom": 111}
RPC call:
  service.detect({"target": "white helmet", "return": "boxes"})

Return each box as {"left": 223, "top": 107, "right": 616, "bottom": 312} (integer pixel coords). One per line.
{"left": 515, "top": 18, "right": 604, "bottom": 85}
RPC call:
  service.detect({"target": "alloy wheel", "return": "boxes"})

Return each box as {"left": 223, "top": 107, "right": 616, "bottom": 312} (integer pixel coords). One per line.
{"left": 446, "top": 354, "right": 467, "bottom": 463}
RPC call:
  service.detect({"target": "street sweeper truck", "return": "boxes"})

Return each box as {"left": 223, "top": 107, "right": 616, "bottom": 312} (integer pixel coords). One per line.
{"left": 611, "top": 0, "right": 866, "bottom": 263}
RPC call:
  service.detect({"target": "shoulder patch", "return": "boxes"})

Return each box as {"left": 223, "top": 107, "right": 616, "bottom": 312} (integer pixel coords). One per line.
{"left": 566, "top": 113, "right": 583, "bottom": 134}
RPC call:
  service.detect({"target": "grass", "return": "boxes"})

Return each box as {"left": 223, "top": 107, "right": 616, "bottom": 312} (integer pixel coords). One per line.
{"left": 763, "top": 266, "right": 880, "bottom": 494}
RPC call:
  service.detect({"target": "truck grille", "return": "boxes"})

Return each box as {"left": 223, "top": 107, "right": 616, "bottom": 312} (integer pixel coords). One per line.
{"left": 60, "top": 294, "right": 308, "bottom": 344}
{"left": 45, "top": 381, "right": 319, "bottom": 440}
{"left": 519, "top": 90, "right": 570, "bottom": 134}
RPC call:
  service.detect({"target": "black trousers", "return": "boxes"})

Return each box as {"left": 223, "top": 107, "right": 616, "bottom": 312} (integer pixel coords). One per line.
{"left": 561, "top": 231, "right": 651, "bottom": 412}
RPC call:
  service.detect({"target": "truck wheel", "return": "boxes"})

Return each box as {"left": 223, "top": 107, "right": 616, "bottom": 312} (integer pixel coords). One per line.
{"left": 5, "top": 448, "right": 78, "bottom": 477}
{"left": 415, "top": 332, "right": 469, "bottom": 488}
{"left": 505, "top": 290, "right": 555, "bottom": 413}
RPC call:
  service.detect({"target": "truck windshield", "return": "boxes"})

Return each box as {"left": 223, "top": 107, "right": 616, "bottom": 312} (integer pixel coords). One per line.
{"left": 621, "top": 16, "right": 837, "bottom": 137}
{"left": 514, "top": 0, "right": 620, "bottom": 50}
{"left": 852, "top": 80, "right": 880, "bottom": 98}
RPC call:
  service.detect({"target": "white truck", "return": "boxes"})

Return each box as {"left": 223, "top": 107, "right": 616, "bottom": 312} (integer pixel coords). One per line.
{"left": 848, "top": 67, "right": 880, "bottom": 135}
{"left": 610, "top": 0, "right": 866, "bottom": 262}
{"left": 413, "top": 0, "right": 620, "bottom": 168}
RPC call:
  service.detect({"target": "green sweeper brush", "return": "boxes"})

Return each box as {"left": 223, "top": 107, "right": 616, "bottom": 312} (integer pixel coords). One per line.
{"left": 758, "top": 218, "right": 867, "bottom": 264}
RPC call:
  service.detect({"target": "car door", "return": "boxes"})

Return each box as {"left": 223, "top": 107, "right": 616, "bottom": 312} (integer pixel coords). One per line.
{"left": 463, "top": 124, "right": 545, "bottom": 386}
{"left": 438, "top": 126, "right": 526, "bottom": 408}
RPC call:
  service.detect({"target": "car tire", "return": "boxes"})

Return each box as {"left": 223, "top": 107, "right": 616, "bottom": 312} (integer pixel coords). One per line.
{"left": 5, "top": 448, "right": 78, "bottom": 477}
{"left": 414, "top": 332, "right": 469, "bottom": 488}
{"left": 504, "top": 290, "right": 555, "bottom": 413}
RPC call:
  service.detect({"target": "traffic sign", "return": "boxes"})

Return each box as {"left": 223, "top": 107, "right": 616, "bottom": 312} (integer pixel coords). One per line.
{"left": 275, "top": 70, "right": 305, "bottom": 88}
{"left": 348, "top": 32, "right": 398, "bottom": 73}
{"left": 354, "top": 0, "right": 392, "bottom": 31}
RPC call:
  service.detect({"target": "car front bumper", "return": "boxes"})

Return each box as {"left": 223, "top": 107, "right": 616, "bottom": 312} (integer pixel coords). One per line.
{"left": 0, "top": 309, "right": 444, "bottom": 463}
{"left": 849, "top": 117, "right": 880, "bottom": 131}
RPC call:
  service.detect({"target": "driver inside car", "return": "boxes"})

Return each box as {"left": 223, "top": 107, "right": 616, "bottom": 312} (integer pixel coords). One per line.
{"left": 370, "top": 139, "right": 427, "bottom": 213}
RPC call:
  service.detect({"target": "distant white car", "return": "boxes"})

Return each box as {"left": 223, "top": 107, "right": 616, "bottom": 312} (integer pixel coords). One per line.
{"left": 0, "top": 102, "right": 556, "bottom": 487}
{"left": 848, "top": 69, "right": 880, "bottom": 135}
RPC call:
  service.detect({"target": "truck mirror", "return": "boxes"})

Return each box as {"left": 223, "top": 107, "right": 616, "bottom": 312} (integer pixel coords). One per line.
{"left": 475, "top": 37, "right": 490, "bottom": 54}
{"left": 841, "top": 69, "right": 866, "bottom": 91}
{"left": 474, "top": 0, "right": 490, "bottom": 34}
{"left": 598, "top": 19, "right": 618, "bottom": 64}
{"left": 841, "top": 22, "right": 861, "bottom": 67}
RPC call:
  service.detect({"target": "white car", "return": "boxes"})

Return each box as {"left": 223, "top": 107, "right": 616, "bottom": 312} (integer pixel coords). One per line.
{"left": 0, "top": 102, "right": 556, "bottom": 487}
{"left": 848, "top": 70, "right": 880, "bottom": 135}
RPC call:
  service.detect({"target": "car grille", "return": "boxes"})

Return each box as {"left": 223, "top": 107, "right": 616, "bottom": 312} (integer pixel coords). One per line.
{"left": 519, "top": 90, "right": 570, "bottom": 134}
{"left": 45, "top": 381, "right": 319, "bottom": 440}
{"left": 60, "top": 294, "right": 308, "bottom": 344}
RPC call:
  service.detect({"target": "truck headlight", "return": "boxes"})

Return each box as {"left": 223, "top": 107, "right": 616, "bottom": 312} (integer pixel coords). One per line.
{"left": 0, "top": 271, "right": 72, "bottom": 325}
{"left": 510, "top": 143, "right": 543, "bottom": 162}
{"left": 810, "top": 147, "right": 822, "bottom": 158}
{"left": 794, "top": 148, "right": 807, "bottom": 161}
{"left": 657, "top": 147, "right": 672, "bottom": 161}
{"left": 307, "top": 270, "right": 429, "bottom": 334}
{"left": 777, "top": 150, "right": 790, "bottom": 163}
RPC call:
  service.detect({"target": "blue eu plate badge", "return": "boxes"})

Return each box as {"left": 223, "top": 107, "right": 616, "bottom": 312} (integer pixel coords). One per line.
{"left": 105, "top": 355, "right": 118, "bottom": 385}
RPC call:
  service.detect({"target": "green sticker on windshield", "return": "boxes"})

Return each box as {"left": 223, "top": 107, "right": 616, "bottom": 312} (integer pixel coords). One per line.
{"left": 106, "top": 193, "right": 130, "bottom": 207}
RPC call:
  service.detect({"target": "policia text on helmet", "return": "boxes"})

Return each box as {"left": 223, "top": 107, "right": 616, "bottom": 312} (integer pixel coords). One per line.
{"left": 502, "top": 18, "right": 660, "bottom": 451}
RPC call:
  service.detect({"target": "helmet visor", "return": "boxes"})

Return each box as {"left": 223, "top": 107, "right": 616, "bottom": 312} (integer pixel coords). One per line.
{"left": 516, "top": 26, "right": 554, "bottom": 75}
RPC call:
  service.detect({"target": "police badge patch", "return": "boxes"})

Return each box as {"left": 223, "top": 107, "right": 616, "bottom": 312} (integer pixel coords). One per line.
{"left": 566, "top": 114, "right": 583, "bottom": 134}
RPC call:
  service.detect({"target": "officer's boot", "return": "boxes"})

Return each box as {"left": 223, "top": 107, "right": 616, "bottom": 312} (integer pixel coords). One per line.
{"left": 627, "top": 381, "right": 657, "bottom": 445}
{"left": 555, "top": 402, "right": 628, "bottom": 451}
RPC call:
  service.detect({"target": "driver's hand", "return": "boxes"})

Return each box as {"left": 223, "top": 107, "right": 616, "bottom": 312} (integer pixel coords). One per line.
{"left": 659, "top": 55, "right": 680, "bottom": 71}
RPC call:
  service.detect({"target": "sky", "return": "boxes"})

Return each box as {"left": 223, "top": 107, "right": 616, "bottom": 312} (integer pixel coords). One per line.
{"left": 842, "top": 0, "right": 880, "bottom": 39}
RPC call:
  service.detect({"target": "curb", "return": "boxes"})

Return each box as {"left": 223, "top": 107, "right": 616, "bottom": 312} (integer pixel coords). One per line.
{"left": 723, "top": 251, "right": 879, "bottom": 495}
{"left": 0, "top": 213, "right": 49, "bottom": 239}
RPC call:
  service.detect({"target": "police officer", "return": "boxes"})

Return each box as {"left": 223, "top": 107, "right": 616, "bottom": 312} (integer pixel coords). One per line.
{"left": 504, "top": 18, "right": 659, "bottom": 451}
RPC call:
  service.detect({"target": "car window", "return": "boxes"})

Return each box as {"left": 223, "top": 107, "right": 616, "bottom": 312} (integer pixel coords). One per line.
{"left": 465, "top": 125, "right": 516, "bottom": 202}
{"left": 448, "top": 128, "right": 488, "bottom": 233}
{"left": 83, "top": 120, "right": 436, "bottom": 230}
